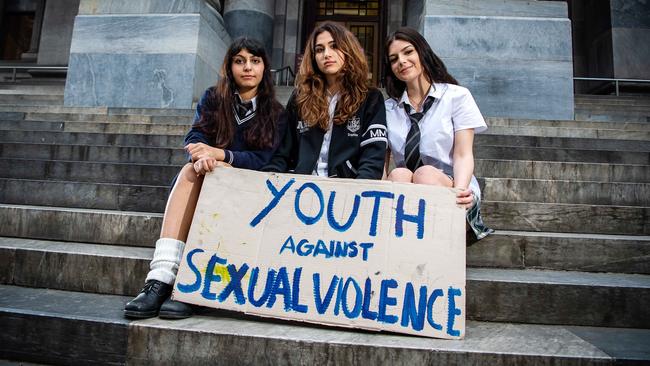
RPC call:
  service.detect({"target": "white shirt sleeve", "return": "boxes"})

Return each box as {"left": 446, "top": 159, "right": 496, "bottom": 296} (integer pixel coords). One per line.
{"left": 452, "top": 87, "right": 487, "bottom": 134}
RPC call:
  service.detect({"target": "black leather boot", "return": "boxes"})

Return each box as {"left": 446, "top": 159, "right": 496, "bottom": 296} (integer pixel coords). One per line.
{"left": 159, "top": 298, "right": 194, "bottom": 319}
{"left": 124, "top": 280, "right": 172, "bottom": 318}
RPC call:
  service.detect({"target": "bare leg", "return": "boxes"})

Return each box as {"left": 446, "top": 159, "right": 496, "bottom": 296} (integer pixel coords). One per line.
{"left": 387, "top": 167, "right": 414, "bottom": 182}
{"left": 412, "top": 165, "right": 453, "bottom": 187}
{"left": 160, "top": 163, "right": 204, "bottom": 242}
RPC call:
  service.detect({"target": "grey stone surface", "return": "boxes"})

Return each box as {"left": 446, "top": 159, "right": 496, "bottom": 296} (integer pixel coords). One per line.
{"left": 64, "top": 12, "right": 228, "bottom": 108}
{"left": 1, "top": 238, "right": 151, "bottom": 296}
{"left": 484, "top": 125, "right": 650, "bottom": 141}
{"left": 425, "top": 0, "right": 567, "bottom": 18}
{"left": 467, "top": 268, "right": 650, "bottom": 327}
{"left": 0, "top": 158, "right": 181, "bottom": 185}
{"left": 483, "top": 201, "right": 650, "bottom": 235}
{"left": 475, "top": 159, "right": 650, "bottom": 183}
{"left": 0, "top": 129, "right": 183, "bottom": 147}
{"left": 568, "top": 326, "right": 650, "bottom": 364}
{"left": 0, "top": 179, "right": 167, "bottom": 212}
{"left": 78, "top": 0, "right": 221, "bottom": 15}
{"left": 612, "top": 27, "right": 650, "bottom": 79}
{"left": 0, "top": 120, "right": 189, "bottom": 135}
{"left": 481, "top": 178, "right": 650, "bottom": 206}
{"left": 224, "top": 9, "right": 275, "bottom": 57}
{"left": 423, "top": 13, "right": 573, "bottom": 120}
{"left": 0, "top": 204, "right": 161, "bottom": 246}
{"left": 475, "top": 134, "right": 650, "bottom": 152}
{"left": 0, "top": 142, "right": 186, "bottom": 165}
{"left": 0, "top": 285, "right": 129, "bottom": 366}
{"left": 469, "top": 231, "right": 650, "bottom": 275}
{"left": 486, "top": 117, "right": 650, "bottom": 132}
{"left": 36, "top": 0, "right": 79, "bottom": 65}
{"left": 475, "top": 145, "right": 649, "bottom": 165}
{"left": 7, "top": 285, "right": 638, "bottom": 365}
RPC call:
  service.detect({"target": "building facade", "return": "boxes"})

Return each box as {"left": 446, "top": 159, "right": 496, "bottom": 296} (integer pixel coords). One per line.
{"left": 1, "top": 0, "right": 648, "bottom": 119}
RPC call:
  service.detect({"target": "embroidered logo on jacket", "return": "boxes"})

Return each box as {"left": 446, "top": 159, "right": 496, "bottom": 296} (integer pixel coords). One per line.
{"left": 346, "top": 116, "right": 361, "bottom": 134}
{"left": 296, "top": 120, "right": 309, "bottom": 133}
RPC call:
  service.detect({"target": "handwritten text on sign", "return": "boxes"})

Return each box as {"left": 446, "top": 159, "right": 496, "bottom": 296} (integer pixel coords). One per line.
{"left": 172, "top": 168, "right": 466, "bottom": 339}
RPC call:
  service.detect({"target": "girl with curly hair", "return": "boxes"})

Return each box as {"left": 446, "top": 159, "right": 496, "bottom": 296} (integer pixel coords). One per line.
{"left": 265, "top": 21, "right": 386, "bottom": 179}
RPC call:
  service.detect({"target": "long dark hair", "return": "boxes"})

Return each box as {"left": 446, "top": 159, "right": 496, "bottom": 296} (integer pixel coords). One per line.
{"left": 197, "top": 37, "right": 281, "bottom": 150}
{"left": 384, "top": 27, "right": 458, "bottom": 99}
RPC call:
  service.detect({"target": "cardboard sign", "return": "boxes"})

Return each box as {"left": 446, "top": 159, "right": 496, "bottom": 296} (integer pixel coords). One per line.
{"left": 172, "top": 168, "right": 466, "bottom": 339}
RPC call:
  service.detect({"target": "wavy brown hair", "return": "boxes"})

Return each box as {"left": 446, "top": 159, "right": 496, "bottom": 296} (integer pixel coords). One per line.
{"left": 384, "top": 27, "right": 458, "bottom": 99}
{"left": 197, "top": 37, "right": 282, "bottom": 149}
{"left": 296, "top": 22, "right": 368, "bottom": 129}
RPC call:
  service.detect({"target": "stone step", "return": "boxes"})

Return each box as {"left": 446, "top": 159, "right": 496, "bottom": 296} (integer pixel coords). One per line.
{"left": 484, "top": 125, "right": 650, "bottom": 140}
{"left": 0, "top": 142, "right": 187, "bottom": 165}
{"left": 481, "top": 178, "right": 650, "bottom": 207}
{"left": 2, "top": 177, "right": 648, "bottom": 230}
{"left": 575, "top": 95, "right": 650, "bottom": 107}
{"left": 23, "top": 112, "right": 193, "bottom": 124}
{"left": 483, "top": 201, "right": 649, "bottom": 235}
{"left": 0, "top": 178, "right": 167, "bottom": 212}
{"left": 2, "top": 158, "right": 646, "bottom": 206}
{"left": 2, "top": 205, "right": 647, "bottom": 274}
{"left": 486, "top": 117, "right": 650, "bottom": 131}
{"left": 0, "top": 119, "right": 189, "bottom": 135}
{"left": 5, "top": 285, "right": 645, "bottom": 366}
{"left": 5, "top": 118, "right": 649, "bottom": 141}
{"left": 469, "top": 230, "right": 650, "bottom": 275}
{"left": 0, "top": 94, "right": 63, "bottom": 106}
{"left": 475, "top": 159, "right": 650, "bottom": 183}
{"left": 0, "top": 204, "right": 161, "bottom": 246}
{"left": 0, "top": 158, "right": 182, "bottom": 186}
{"left": 1, "top": 238, "right": 648, "bottom": 328}
{"left": 474, "top": 135, "right": 650, "bottom": 152}
{"left": 0, "top": 129, "right": 183, "bottom": 147}
{"left": 476, "top": 145, "right": 649, "bottom": 164}
{"left": 575, "top": 111, "right": 649, "bottom": 123}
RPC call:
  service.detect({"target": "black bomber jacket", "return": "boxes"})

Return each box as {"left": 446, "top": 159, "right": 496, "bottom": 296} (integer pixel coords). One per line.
{"left": 263, "top": 88, "right": 387, "bottom": 179}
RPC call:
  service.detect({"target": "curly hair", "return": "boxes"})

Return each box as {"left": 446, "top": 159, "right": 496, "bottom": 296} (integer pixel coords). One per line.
{"left": 296, "top": 21, "right": 368, "bottom": 130}
{"left": 196, "top": 37, "right": 282, "bottom": 150}
{"left": 384, "top": 27, "right": 458, "bottom": 99}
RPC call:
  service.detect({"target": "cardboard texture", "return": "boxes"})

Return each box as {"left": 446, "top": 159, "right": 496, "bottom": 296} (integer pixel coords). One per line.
{"left": 172, "top": 168, "right": 466, "bottom": 339}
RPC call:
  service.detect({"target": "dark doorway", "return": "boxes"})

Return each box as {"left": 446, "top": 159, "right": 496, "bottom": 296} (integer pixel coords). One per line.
{"left": 302, "top": 0, "right": 387, "bottom": 86}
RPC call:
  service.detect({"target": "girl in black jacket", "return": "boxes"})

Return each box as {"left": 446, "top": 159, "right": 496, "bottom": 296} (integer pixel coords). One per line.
{"left": 264, "top": 21, "right": 386, "bottom": 179}
{"left": 124, "top": 37, "right": 285, "bottom": 320}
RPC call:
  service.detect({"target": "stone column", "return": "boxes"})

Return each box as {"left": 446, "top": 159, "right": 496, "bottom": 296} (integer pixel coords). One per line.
{"left": 610, "top": 0, "right": 650, "bottom": 79}
{"left": 64, "top": 0, "right": 231, "bottom": 109}
{"left": 37, "top": 0, "right": 80, "bottom": 65}
{"left": 223, "top": 0, "right": 275, "bottom": 57}
{"left": 421, "top": 0, "right": 574, "bottom": 120}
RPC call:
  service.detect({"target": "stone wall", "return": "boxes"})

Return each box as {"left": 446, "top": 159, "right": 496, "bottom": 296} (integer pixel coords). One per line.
{"left": 64, "top": 0, "right": 230, "bottom": 109}
{"left": 610, "top": 0, "right": 650, "bottom": 79}
{"left": 422, "top": 0, "right": 574, "bottom": 120}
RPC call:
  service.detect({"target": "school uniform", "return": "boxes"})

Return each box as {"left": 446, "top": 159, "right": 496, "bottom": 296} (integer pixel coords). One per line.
{"left": 184, "top": 87, "right": 286, "bottom": 170}
{"left": 264, "top": 88, "right": 387, "bottom": 179}
{"left": 385, "top": 83, "right": 493, "bottom": 241}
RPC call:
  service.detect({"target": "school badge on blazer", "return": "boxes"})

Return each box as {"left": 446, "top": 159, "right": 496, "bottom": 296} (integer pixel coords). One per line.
{"left": 346, "top": 116, "right": 361, "bottom": 136}
{"left": 296, "top": 120, "right": 309, "bottom": 134}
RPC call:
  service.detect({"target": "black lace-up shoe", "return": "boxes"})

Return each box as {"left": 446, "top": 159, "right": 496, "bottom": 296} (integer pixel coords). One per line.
{"left": 124, "top": 280, "right": 172, "bottom": 318}
{"left": 159, "top": 298, "right": 194, "bottom": 319}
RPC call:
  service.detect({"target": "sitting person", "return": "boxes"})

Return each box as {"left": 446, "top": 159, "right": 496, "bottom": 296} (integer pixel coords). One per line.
{"left": 383, "top": 27, "right": 493, "bottom": 242}
{"left": 264, "top": 21, "right": 386, "bottom": 180}
{"left": 124, "top": 37, "right": 285, "bottom": 319}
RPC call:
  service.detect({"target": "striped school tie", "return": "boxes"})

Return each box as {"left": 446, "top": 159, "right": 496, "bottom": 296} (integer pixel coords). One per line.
{"left": 403, "top": 96, "right": 435, "bottom": 172}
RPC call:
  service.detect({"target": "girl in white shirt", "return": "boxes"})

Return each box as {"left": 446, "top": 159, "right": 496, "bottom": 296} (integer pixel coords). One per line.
{"left": 383, "top": 27, "right": 492, "bottom": 242}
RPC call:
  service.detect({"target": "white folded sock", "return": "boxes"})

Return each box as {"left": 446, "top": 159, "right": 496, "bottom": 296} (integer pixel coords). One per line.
{"left": 145, "top": 238, "right": 185, "bottom": 285}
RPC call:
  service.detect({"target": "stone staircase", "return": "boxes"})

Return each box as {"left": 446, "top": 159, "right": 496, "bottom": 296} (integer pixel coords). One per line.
{"left": 1, "top": 86, "right": 649, "bottom": 365}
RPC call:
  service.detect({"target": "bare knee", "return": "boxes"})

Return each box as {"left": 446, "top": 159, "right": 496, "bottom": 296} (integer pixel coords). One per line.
{"left": 387, "top": 167, "right": 413, "bottom": 183}
{"left": 413, "top": 165, "right": 452, "bottom": 186}
{"left": 178, "top": 163, "right": 203, "bottom": 185}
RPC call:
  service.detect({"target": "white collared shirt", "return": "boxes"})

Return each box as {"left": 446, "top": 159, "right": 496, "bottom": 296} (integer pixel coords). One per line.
{"left": 313, "top": 92, "right": 340, "bottom": 176}
{"left": 385, "top": 83, "right": 487, "bottom": 198}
